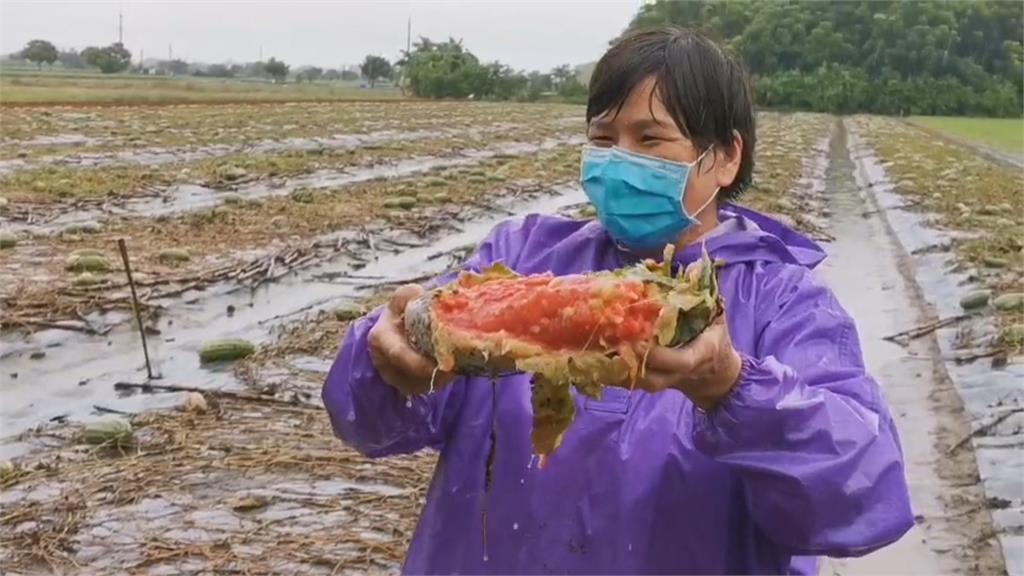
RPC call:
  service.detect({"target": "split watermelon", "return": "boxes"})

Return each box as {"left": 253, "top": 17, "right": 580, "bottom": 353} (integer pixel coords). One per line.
{"left": 404, "top": 246, "right": 723, "bottom": 459}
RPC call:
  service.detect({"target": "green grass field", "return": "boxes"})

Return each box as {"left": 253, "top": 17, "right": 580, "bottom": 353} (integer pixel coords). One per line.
{"left": 909, "top": 116, "right": 1024, "bottom": 156}
{"left": 0, "top": 69, "right": 404, "bottom": 105}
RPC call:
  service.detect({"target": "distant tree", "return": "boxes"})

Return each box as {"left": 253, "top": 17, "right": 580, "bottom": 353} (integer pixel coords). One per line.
{"left": 557, "top": 76, "right": 588, "bottom": 100}
{"left": 401, "top": 37, "right": 488, "bottom": 98}
{"left": 528, "top": 71, "right": 553, "bottom": 93}
{"left": 242, "top": 61, "right": 266, "bottom": 77}
{"left": 550, "top": 64, "right": 575, "bottom": 88}
{"left": 80, "top": 47, "right": 99, "bottom": 65}
{"left": 20, "top": 39, "right": 58, "bottom": 69}
{"left": 522, "top": 71, "right": 553, "bottom": 101}
{"left": 360, "top": 55, "right": 392, "bottom": 88}
{"left": 229, "top": 64, "right": 245, "bottom": 77}
{"left": 166, "top": 59, "right": 189, "bottom": 75}
{"left": 82, "top": 43, "right": 132, "bottom": 74}
{"left": 485, "top": 62, "right": 528, "bottom": 100}
{"left": 58, "top": 49, "right": 85, "bottom": 69}
{"left": 205, "top": 64, "right": 233, "bottom": 77}
{"left": 323, "top": 68, "right": 342, "bottom": 81}
{"left": 264, "top": 58, "right": 289, "bottom": 83}
{"left": 624, "top": 0, "right": 1023, "bottom": 117}
{"left": 340, "top": 69, "right": 359, "bottom": 81}
{"left": 297, "top": 66, "right": 323, "bottom": 83}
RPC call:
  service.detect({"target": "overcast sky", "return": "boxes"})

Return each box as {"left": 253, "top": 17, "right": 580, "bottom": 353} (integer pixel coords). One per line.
{"left": 1, "top": 1, "right": 641, "bottom": 71}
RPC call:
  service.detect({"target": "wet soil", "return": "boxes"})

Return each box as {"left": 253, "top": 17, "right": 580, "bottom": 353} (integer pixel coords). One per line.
{"left": 1, "top": 136, "right": 582, "bottom": 233}
{"left": 0, "top": 142, "right": 582, "bottom": 334}
{"left": 4, "top": 111, "right": 1000, "bottom": 575}
{"left": 0, "top": 185, "right": 586, "bottom": 453}
{"left": 0, "top": 101, "right": 582, "bottom": 154}
{"left": 818, "top": 122, "right": 1005, "bottom": 575}
{"left": 846, "top": 118, "right": 1022, "bottom": 575}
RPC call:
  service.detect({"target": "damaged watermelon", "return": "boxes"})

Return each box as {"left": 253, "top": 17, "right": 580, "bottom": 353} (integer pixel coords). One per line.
{"left": 404, "top": 246, "right": 723, "bottom": 459}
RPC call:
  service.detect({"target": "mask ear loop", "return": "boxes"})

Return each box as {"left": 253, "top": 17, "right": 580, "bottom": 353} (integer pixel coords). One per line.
{"left": 689, "top": 185, "right": 722, "bottom": 220}
{"left": 679, "top": 145, "right": 719, "bottom": 220}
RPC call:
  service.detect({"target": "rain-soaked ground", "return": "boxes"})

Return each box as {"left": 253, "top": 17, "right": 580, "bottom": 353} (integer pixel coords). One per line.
{"left": 0, "top": 119, "right": 582, "bottom": 179}
{"left": 846, "top": 120, "right": 1022, "bottom": 575}
{"left": 818, "top": 121, "right": 1005, "bottom": 575}
{"left": 0, "top": 184, "right": 586, "bottom": 456}
{"left": 2, "top": 136, "right": 581, "bottom": 234}
{"left": 1, "top": 113, "right": 1016, "bottom": 574}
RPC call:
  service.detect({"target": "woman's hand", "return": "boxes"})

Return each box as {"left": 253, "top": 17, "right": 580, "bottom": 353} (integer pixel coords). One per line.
{"left": 368, "top": 284, "right": 454, "bottom": 396}
{"left": 637, "top": 314, "right": 743, "bottom": 410}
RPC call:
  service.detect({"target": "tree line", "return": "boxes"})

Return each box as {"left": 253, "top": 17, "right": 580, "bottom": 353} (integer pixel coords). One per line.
{"left": 398, "top": 37, "right": 586, "bottom": 101}
{"left": 23, "top": 2, "right": 1017, "bottom": 117}
{"left": 18, "top": 40, "right": 132, "bottom": 74}
{"left": 10, "top": 37, "right": 586, "bottom": 102}
{"left": 10, "top": 40, "right": 391, "bottom": 86}
{"left": 626, "top": 0, "right": 1023, "bottom": 117}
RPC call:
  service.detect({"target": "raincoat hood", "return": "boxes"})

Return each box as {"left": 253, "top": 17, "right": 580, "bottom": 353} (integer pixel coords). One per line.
{"left": 322, "top": 205, "right": 912, "bottom": 575}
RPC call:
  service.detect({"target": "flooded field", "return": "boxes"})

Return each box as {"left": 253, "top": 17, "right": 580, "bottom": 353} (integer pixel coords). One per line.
{"left": 1, "top": 102, "right": 1020, "bottom": 574}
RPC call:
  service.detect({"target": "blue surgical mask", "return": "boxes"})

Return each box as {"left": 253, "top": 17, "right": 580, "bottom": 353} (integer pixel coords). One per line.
{"left": 580, "top": 145, "right": 716, "bottom": 252}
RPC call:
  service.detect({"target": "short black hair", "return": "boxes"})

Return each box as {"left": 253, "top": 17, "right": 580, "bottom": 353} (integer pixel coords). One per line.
{"left": 587, "top": 26, "right": 755, "bottom": 201}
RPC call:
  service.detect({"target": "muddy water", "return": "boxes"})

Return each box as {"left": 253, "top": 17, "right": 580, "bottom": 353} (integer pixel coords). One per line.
{"left": 0, "top": 185, "right": 586, "bottom": 458}
{"left": 818, "top": 124, "right": 1004, "bottom": 574}
{"left": 4, "top": 136, "right": 583, "bottom": 235}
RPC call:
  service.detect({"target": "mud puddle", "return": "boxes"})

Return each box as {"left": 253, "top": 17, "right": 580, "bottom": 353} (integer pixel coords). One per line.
{"left": 818, "top": 122, "right": 1005, "bottom": 575}
{"left": 4, "top": 136, "right": 583, "bottom": 235}
{"left": 0, "top": 184, "right": 586, "bottom": 457}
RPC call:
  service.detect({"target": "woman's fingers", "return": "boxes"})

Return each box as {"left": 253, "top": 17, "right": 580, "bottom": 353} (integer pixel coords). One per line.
{"left": 368, "top": 283, "right": 457, "bottom": 395}
{"left": 644, "top": 342, "right": 699, "bottom": 373}
{"left": 637, "top": 318, "right": 727, "bottom": 392}
{"left": 389, "top": 283, "right": 425, "bottom": 316}
{"left": 370, "top": 315, "right": 435, "bottom": 377}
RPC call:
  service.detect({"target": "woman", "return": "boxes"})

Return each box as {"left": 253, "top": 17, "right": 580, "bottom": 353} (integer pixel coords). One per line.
{"left": 323, "top": 26, "right": 913, "bottom": 575}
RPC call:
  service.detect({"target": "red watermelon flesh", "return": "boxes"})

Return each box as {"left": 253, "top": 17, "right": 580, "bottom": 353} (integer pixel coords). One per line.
{"left": 434, "top": 274, "right": 663, "bottom": 353}
{"left": 403, "top": 246, "right": 723, "bottom": 458}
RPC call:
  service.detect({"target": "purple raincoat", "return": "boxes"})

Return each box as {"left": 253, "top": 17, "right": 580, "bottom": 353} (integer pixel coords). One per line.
{"left": 322, "top": 204, "right": 914, "bottom": 575}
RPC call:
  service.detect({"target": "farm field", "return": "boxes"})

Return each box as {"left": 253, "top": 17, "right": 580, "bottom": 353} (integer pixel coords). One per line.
{"left": 0, "top": 101, "right": 1019, "bottom": 574}
{"left": 908, "top": 115, "right": 1024, "bottom": 162}
{"left": 0, "top": 70, "right": 404, "bottom": 105}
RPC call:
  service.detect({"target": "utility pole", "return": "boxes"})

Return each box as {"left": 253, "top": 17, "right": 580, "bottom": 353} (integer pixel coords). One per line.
{"left": 168, "top": 44, "right": 173, "bottom": 60}
{"left": 400, "top": 16, "right": 411, "bottom": 95}
{"left": 259, "top": 45, "right": 263, "bottom": 62}
{"left": 118, "top": 8, "right": 124, "bottom": 44}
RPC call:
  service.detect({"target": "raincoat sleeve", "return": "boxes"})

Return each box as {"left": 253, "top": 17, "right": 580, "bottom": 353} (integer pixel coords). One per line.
{"left": 692, "top": 265, "right": 913, "bottom": 557}
{"left": 322, "top": 216, "right": 537, "bottom": 458}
